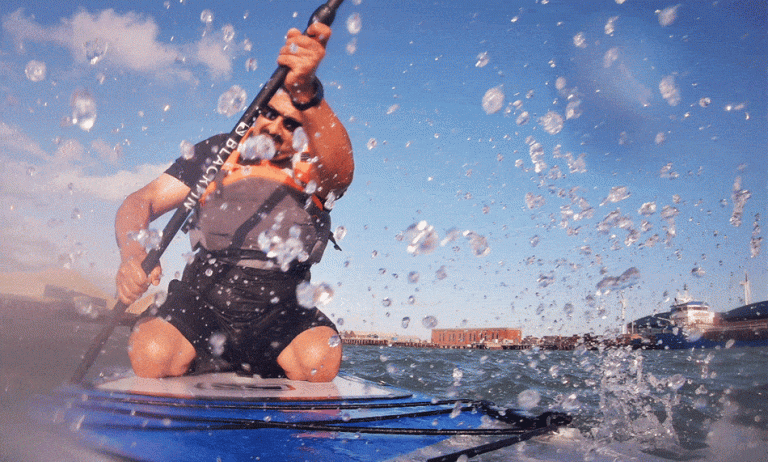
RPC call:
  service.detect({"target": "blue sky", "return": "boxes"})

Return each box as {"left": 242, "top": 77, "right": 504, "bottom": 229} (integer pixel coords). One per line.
{"left": 0, "top": 0, "right": 765, "bottom": 339}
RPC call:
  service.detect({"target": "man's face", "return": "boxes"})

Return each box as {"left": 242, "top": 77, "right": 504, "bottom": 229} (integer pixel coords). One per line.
{"left": 253, "top": 91, "right": 304, "bottom": 161}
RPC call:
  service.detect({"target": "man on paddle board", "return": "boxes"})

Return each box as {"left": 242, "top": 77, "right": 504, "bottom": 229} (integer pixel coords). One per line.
{"left": 114, "top": 22, "right": 353, "bottom": 383}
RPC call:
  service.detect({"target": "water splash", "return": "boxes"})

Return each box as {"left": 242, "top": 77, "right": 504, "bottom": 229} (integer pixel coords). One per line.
{"left": 539, "top": 111, "right": 564, "bottom": 135}
{"left": 475, "top": 51, "right": 489, "bottom": 68}
{"left": 84, "top": 39, "right": 108, "bottom": 65}
{"left": 200, "top": 9, "right": 214, "bottom": 25}
{"left": 481, "top": 86, "right": 505, "bottom": 115}
{"left": 291, "top": 126, "right": 309, "bottom": 153}
{"left": 217, "top": 85, "right": 247, "bottom": 117}
{"left": 240, "top": 134, "right": 275, "bottom": 161}
{"left": 729, "top": 176, "right": 751, "bottom": 227}
{"left": 600, "top": 186, "right": 630, "bottom": 206}
{"left": 296, "top": 281, "right": 334, "bottom": 308}
{"left": 179, "top": 140, "right": 195, "bottom": 160}
{"left": 596, "top": 267, "right": 640, "bottom": 292}
{"left": 221, "top": 24, "right": 235, "bottom": 43}
{"left": 404, "top": 221, "right": 439, "bottom": 255}
{"left": 346, "top": 13, "right": 362, "bottom": 35}
{"left": 422, "top": 315, "right": 438, "bottom": 329}
{"left": 659, "top": 75, "right": 681, "bottom": 106}
{"left": 24, "top": 60, "right": 46, "bottom": 82}
{"left": 657, "top": 5, "right": 680, "bottom": 27}
{"left": 70, "top": 89, "right": 97, "bottom": 131}
{"left": 464, "top": 231, "right": 490, "bottom": 257}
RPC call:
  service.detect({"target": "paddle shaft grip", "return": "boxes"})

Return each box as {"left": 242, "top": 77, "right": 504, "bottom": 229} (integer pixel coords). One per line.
{"left": 70, "top": 0, "right": 345, "bottom": 384}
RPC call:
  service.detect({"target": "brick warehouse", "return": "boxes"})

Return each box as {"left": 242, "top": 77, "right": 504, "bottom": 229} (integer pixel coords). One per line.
{"left": 431, "top": 327, "right": 522, "bottom": 347}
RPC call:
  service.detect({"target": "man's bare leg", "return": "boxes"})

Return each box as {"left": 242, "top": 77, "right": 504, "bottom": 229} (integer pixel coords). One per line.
{"left": 277, "top": 326, "right": 342, "bottom": 382}
{"left": 128, "top": 317, "right": 196, "bottom": 378}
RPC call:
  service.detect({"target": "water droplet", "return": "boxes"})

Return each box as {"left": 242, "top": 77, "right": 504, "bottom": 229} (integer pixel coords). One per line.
{"left": 71, "top": 208, "right": 81, "bottom": 220}
{"left": 404, "top": 221, "right": 439, "bottom": 255}
{"left": 516, "top": 111, "right": 530, "bottom": 125}
{"left": 464, "top": 231, "right": 490, "bottom": 257}
{"left": 407, "top": 295, "right": 415, "bottom": 305}
{"left": 24, "top": 60, "right": 46, "bottom": 82}
{"left": 668, "top": 374, "right": 686, "bottom": 391}
{"left": 517, "top": 389, "right": 540, "bottom": 410}
{"left": 346, "top": 37, "right": 358, "bottom": 55}
{"left": 407, "top": 271, "right": 419, "bottom": 284}
{"left": 153, "top": 291, "right": 167, "bottom": 307}
{"left": 401, "top": 317, "right": 411, "bottom": 329}
{"left": 84, "top": 39, "right": 108, "bottom": 65}
{"left": 366, "top": 138, "right": 377, "bottom": 150}
{"left": 179, "top": 140, "right": 194, "bottom": 160}
{"left": 435, "top": 266, "right": 448, "bottom": 280}
{"left": 657, "top": 4, "right": 680, "bottom": 27}
{"left": 573, "top": 32, "right": 587, "bottom": 48}
{"left": 217, "top": 85, "right": 247, "bottom": 117}
{"left": 209, "top": 332, "right": 226, "bottom": 356}
{"left": 240, "top": 134, "right": 276, "bottom": 161}
{"left": 382, "top": 298, "right": 392, "bottom": 307}
{"left": 200, "top": 9, "right": 214, "bottom": 25}
{"left": 699, "top": 97, "right": 711, "bottom": 108}
{"left": 324, "top": 191, "right": 337, "bottom": 210}
{"left": 292, "top": 126, "right": 309, "bottom": 153}
{"left": 659, "top": 75, "right": 681, "bottom": 106}
{"left": 296, "top": 281, "right": 334, "bottom": 308}
{"left": 481, "top": 85, "right": 505, "bottom": 115}
{"left": 333, "top": 226, "right": 347, "bottom": 241}
{"left": 328, "top": 334, "right": 341, "bottom": 348}
{"left": 70, "top": 89, "right": 97, "bottom": 131}
{"left": 346, "top": 13, "right": 362, "bottom": 35}
{"left": 540, "top": 110, "right": 565, "bottom": 135}
{"left": 475, "top": 51, "right": 489, "bottom": 68}
{"left": 245, "top": 57, "right": 258, "bottom": 72}
{"left": 421, "top": 315, "right": 438, "bottom": 329}
{"left": 221, "top": 24, "right": 235, "bottom": 43}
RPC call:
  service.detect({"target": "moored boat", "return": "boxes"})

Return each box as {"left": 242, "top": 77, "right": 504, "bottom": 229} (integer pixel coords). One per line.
{"left": 629, "top": 299, "right": 768, "bottom": 350}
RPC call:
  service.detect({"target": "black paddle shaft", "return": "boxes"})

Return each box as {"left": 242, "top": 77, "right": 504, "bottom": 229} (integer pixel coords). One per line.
{"left": 70, "top": 0, "right": 345, "bottom": 384}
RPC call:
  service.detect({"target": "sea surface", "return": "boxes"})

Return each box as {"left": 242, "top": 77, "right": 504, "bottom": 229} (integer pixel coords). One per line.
{"left": 2, "top": 305, "right": 767, "bottom": 461}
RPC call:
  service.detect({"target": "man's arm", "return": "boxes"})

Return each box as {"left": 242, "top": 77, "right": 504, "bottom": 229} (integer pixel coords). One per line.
{"left": 279, "top": 22, "right": 354, "bottom": 199}
{"left": 300, "top": 99, "right": 354, "bottom": 198}
{"left": 115, "top": 173, "right": 190, "bottom": 305}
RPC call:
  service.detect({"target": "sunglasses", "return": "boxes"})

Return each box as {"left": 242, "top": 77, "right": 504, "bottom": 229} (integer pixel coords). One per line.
{"left": 261, "top": 106, "right": 302, "bottom": 132}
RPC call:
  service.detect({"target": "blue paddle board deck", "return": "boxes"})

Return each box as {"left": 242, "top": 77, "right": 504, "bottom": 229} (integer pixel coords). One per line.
{"left": 31, "top": 372, "right": 569, "bottom": 461}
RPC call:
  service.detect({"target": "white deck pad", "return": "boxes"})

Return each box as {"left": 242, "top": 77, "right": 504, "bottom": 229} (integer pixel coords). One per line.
{"left": 95, "top": 373, "right": 408, "bottom": 401}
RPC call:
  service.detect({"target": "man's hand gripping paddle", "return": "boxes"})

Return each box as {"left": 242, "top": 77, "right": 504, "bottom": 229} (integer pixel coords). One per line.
{"left": 70, "top": 0, "right": 345, "bottom": 384}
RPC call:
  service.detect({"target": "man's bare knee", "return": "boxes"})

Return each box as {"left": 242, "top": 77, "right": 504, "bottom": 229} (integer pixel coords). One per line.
{"left": 278, "top": 326, "right": 342, "bottom": 382}
{"left": 128, "top": 318, "right": 195, "bottom": 378}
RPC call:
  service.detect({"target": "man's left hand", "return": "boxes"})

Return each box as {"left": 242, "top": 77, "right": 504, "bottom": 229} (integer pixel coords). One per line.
{"left": 278, "top": 22, "right": 331, "bottom": 104}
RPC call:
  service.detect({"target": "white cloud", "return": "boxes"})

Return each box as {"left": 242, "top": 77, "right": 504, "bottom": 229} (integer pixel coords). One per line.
{"left": 90, "top": 138, "right": 122, "bottom": 163}
{"left": 0, "top": 122, "right": 48, "bottom": 159}
{"left": 50, "top": 163, "right": 170, "bottom": 202}
{"left": 2, "top": 8, "right": 234, "bottom": 81}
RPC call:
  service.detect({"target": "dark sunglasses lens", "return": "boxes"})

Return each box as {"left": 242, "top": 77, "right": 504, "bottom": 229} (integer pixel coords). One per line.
{"left": 283, "top": 119, "right": 301, "bottom": 132}
{"left": 263, "top": 107, "right": 278, "bottom": 120}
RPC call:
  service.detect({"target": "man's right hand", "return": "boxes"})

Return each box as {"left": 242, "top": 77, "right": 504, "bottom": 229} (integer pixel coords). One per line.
{"left": 116, "top": 258, "right": 162, "bottom": 305}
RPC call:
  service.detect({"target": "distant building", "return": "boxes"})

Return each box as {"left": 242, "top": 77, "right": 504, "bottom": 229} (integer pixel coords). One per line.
{"left": 431, "top": 327, "right": 522, "bottom": 347}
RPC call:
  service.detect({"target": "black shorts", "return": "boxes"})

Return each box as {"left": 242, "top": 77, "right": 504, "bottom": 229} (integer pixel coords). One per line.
{"left": 151, "top": 253, "right": 337, "bottom": 378}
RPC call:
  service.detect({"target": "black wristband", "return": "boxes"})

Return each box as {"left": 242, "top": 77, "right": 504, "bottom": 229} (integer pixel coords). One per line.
{"left": 289, "top": 77, "right": 324, "bottom": 111}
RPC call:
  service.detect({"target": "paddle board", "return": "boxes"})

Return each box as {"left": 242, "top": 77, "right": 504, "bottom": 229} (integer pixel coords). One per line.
{"left": 31, "top": 372, "right": 568, "bottom": 461}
